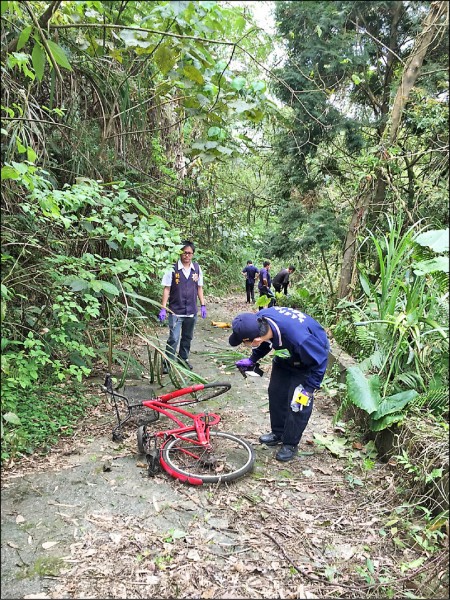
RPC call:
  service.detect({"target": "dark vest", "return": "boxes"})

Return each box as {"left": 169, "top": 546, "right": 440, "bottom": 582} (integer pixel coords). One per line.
{"left": 168, "top": 262, "right": 200, "bottom": 315}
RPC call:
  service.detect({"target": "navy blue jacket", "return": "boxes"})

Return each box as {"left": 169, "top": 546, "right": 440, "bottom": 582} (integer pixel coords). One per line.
{"left": 249, "top": 306, "right": 329, "bottom": 393}
{"left": 242, "top": 265, "right": 259, "bottom": 284}
{"left": 258, "top": 267, "right": 271, "bottom": 291}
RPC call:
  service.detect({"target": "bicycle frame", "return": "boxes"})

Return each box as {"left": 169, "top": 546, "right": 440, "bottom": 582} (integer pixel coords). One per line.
{"left": 103, "top": 375, "right": 231, "bottom": 485}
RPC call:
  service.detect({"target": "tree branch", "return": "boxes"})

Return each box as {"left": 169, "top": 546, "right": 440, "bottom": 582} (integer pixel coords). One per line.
{"left": 4, "top": 0, "right": 63, "bottom": 55}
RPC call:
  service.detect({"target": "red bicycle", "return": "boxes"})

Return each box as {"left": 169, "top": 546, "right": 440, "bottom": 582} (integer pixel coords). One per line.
{"left": 103, "top": 374, "right": 255, "bottom": 485}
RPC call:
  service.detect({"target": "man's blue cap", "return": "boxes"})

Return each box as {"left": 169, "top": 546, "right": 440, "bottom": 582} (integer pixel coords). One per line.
{"left": 229, "top": 313, "right": 260, "bottom": 346}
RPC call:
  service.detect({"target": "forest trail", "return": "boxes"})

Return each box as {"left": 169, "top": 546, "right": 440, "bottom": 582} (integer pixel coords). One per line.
{"left": 1, "top": 295, "right": 416, "bottom": 599}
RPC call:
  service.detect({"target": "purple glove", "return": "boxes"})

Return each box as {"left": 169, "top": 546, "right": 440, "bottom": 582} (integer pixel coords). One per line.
{"left": 158, "top": 308, "right": 167, "bottom": 321}
{"left": 235, "top": 358, "right": 255, "bottom": 370}
{"left": 201, "top": 305, "right": 207, "bottom": 319}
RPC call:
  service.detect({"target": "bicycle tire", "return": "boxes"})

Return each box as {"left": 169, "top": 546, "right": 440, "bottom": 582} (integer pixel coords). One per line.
{"left": 167, "top": 382, "right": 231, "bottom": 407}
{"left": 137, "top": 425, "right": 147, "bottom": 455}
{"left": 160, "top": 431, "right": 255, "bottom": 484}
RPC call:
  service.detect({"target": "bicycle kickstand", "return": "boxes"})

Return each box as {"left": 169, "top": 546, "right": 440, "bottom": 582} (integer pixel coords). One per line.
{"left": 146, "top": 437, "right": 161, "bottom": 478}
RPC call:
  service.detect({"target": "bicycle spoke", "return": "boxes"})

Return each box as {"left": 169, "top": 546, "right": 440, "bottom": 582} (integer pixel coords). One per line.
{"left": 161, "top": 431, "right": 254, "bottom": 483}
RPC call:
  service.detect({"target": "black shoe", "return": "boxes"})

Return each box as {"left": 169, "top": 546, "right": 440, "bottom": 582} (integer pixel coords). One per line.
{"left": 178, "top": 358, "right": 193, "bottom": 370}
{"left": 275, "top": 445, "right": 298, "bottom": 462}
{"left": 162, "top": 364, "right": 169, "bottom": 375}
{"left": 259, "top": 432, "right": 282, "bottom": 446}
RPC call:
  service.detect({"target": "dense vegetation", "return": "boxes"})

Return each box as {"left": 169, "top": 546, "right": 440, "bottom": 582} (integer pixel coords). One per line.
{"left": 1, "top": 0, "right": 448, "bottom": 536}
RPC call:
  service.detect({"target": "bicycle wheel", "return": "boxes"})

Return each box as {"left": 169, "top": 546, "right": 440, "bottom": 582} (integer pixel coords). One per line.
{"left": 137, "top": 425, "right": 148, "bottom": 455}
{"left": 161, "top": 431, "right": 255, "bottom": 484}
{"left": 167, "top": 382, "right": 231, "bottom": 406}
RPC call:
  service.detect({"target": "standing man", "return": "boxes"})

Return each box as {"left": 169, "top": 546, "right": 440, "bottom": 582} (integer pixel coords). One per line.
{"left": 229, "top": 307, "right": 329, "bottom": 462}
{"left": 258, "top": 260, "right": 274, "bottom": 309}
{"left": 158, "top": 241, "right": 207, "bottom": 373}
{"left": 241, "top": 260, "right": 259, "bottom": 304}
{"left": 273, "top": 265, "right": 296, "bottom": 295}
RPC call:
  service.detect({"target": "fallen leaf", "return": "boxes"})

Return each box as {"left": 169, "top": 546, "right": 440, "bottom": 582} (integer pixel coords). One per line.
{"left": 42, "top": 541, "right": 59, "bottom": 549}
{"left": 15, "top": 515, "right": 25, "bottom": 524}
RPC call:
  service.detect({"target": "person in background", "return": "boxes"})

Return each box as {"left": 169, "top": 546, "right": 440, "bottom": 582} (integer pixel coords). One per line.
{"left": 158, "top": 241, "right": 207, "bottom": 373}
{"left": 241, "top": 260, "right": 259, "bottom": 304}
{"left": 229, "top": 307, "right": 329, "bottom": 462}
{"left": 257, "top": 260, "right": 274, "bottom": 309}
{"left": 273, "top": 265, "right": 296, "bottom": 295}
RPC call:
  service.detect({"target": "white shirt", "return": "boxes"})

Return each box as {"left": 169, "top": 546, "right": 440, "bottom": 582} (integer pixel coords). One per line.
{"left": 161, "top": 260, "right": 204, "bottom": 287}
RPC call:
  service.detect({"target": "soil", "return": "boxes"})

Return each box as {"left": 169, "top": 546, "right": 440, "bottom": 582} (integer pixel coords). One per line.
{"left": 0, "top": 296, "right": 442, "bottom": 599}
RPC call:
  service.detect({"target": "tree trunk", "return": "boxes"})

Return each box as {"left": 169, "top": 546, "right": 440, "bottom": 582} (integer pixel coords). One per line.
{"left": 337, "top": 192, "right": 369, "bottom": 300}
{"left": 388, "top": 1, "right": 448, "bottom": 145}
{"left": 337, "top": 1, "right": 448, "bottom": 300}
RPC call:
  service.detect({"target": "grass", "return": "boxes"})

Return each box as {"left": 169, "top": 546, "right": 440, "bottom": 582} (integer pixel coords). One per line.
{"left": 1, "top": 381, "right": 101, "bottom": 462}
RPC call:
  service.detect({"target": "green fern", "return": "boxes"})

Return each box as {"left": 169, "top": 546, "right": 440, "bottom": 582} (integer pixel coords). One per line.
{"left": 412, "top": 386, "right": 449, "bottom": 416}
{"left": 395, "top": 371, "right": 425, "bottom": 390}
{"left": 354, "top": 326, "right": 376, "bottom": 352}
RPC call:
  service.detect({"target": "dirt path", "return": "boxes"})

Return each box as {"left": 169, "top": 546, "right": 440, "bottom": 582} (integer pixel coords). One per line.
{"left": 0, "top": 296, "right": 425, "bottom": 599}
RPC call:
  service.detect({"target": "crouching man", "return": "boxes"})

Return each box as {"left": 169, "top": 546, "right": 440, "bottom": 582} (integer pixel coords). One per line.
{"left": 229, "top": 307, "right": 329, "bottom": 462}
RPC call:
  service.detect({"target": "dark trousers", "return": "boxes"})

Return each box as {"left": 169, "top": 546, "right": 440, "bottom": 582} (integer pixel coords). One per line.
{"left": 245, "top": 280, "right": 255, "bottom": 303}
{"left": 274, "top": 284, "right": 288, "bottom": 295}
{"left": 267, "top": 360, "right": 313, "bottom": 446}
{"left": 258, "top": 289, "right": 275, "bottom": 309}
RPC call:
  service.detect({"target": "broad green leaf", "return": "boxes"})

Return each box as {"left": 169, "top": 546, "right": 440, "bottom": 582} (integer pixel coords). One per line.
{"left": 231, "top": 76, "right": 246, "bottom": 91}
{"left": 100, "top": 281, "right": 120, "bottom": 295}
{"left": 351, "top": 73, "right": 362, "bottom": 85}
{"left": 369, "top": 412, "right": 405, "bottom": 432}
{"left": 414, "top": 229, "right": 449, "bottom": 253}
{"left": 251, "top": 81, "right": 266, "bottom": 93}
{"left": 16, "top": 139, "right": 26, "bottom": 153}
{"left": 66, "top": 278, "right": 89, "bottom": 292}
{"left": 183, "top": 64, "right": 204, "bottom": 85}
{"left": 17, "top": 25, "right": 32, "bottom": 51}
{"left": 128, "top": 197, "right": 149, "bottom": 217}
{"left": 208, "top": 126, "right": 225, "bottom": 139}
{"left": 217, "top": 145, "right": 233, "bottom": 155}
{"left": 1, "top": 165, "right": 20, "bottom": 180}
{"left": 227, "top": 99, "right": 255, "bottom": 113}
{"left": 3, "top": 411, "right": 21, "bottom": 425}
{"left": 31, "top": 42, "right": 45, "bottom": 81}
{"left": 346, "top": 366, "right": 381, "bottom": 415}
{"left": 91, "top": 280, "right": 104, "bottom": 293}
{"left": 46, "top": 40, "right": 72, "bottom": 70}
{"left": 154, "top": 44, "right": 177, "bottom": 75}
{"left": 412, "top": 256, "right": 449, "bottom": 275}
{"left": 27, "top": 146, "right": 37, "bottom": 163}
{"left": 313, "top": 433, "right": 348, "bottom": 457}
{"left": 359, "top": 272, "right": 372, "bottom": 297}
{"left": 371, "top": 389, "right": 418, "bottom": 420}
